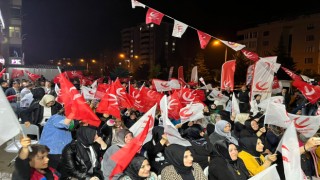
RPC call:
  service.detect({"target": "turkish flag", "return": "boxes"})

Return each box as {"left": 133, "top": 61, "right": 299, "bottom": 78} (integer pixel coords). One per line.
{"left": 96, "top": 82, "right": 121, "bottom": 119}
{"left": 59, "top": 73, "right": 101, "bottom": 127}
{"left": 109, "top": 104, "right": 156, "bottom": 179}
{"left": 11, "top": 69, "right": 24, "bottom": 79}
{"left": 24, "top": 70, "right": 41, "bottom": 81}
{"left": 197, "top": 30, "right": 211, "bottom": 49}
{"left": 145, "top": 8, "right": 164, "bottom": 25}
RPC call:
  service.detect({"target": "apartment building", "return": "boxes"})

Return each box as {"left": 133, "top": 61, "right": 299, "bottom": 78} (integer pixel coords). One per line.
{"left": 237, "top": 13, "right": 320, "bottom": 74}
{"left": 0, "top": 0, "right": 23, "bottom": 66}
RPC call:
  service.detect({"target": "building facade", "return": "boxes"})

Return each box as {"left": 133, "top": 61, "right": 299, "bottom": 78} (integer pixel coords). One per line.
{"left": 0, "top": 0, "right": 23, "bottom": 66}
{"left": 236, "top": 13, "right": 320, "bottom": 74}
{"left": 120, "top": 22, "right": 178, "bottom": 73}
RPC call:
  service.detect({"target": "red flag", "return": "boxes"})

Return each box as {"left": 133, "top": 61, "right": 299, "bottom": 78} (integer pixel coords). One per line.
{"left": 139, "top": 86, "right": 163, "bottom": 113}
{"left": 11, "top": 69, "right": 24, "bottom": 79}
{"left": 113, "top": 79, "right": 134, "bottom": 108}
{"left": 95, "top": 83, "right": 110, "bottom": 99}
{"left": 96, "top": 83, "right": 121, "bottom": 119}
{"left": 178, "top": 66, "right": 185, "bottom": 82}
{"left": 109, "top": 105, "right": 156, "bottom": 179}
{"left": 197, "top": 30, "right": 211, "bottom": 49}
{"left": 241, "top": 49, "right": 260, "bottom": 61}
{"left": 54, "top": 84, "right": 63, "bottom": 104}
{"left": 0, "top": 68, "right": 6, "bottom": 78}
{"left": 145, "top": 8, "right": 164, "bottom": 25}
{"left": 64, "top": 70, "right": 83, "bottom": 79}
{"left": 178, "top": 87, "right": 203, "bottom": 106}
{"left": 59, "top": 73, "right": 101, "bottom": 127}
{"left": 168, "top": 91, "right": 183, "bottom": 120}
{"left": 292, "top": 79, "right": 320, "bottom": 104}
{"left": 281, "top": 67, "right": 302, "bottom": 81}
{"left": 24, "top": 70, "right": 41, "bottom": 81}
{"left": 129, "top": 85, "right": 144, "bottom": 112}
{"left": 221, "top": 60, "right": 236, "bottom": 90}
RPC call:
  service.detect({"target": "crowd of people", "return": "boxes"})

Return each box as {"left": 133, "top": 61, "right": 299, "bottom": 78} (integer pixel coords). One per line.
{"left": 2, "top": 76, "right": 320, "bottom": 180}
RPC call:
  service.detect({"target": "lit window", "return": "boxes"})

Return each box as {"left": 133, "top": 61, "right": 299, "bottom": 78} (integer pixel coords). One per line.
{"left": 150, "top": 24, "right": 154, "bottom": 28}
{"left": 9, "top": 26, "right": 21, "bottom": 38}
{"left": 165, "top": 42, "right": 168, "bottom": 45}
{"left": 172, "top": 42, "right": 175, "bottom": 46}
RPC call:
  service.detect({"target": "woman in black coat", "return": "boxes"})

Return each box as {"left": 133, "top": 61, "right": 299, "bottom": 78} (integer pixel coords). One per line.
{"left": 209, "top": 139, "right": 249, "bottom": 180}
{"left": 60, "top": 126, "right": 107, "bottom": 180}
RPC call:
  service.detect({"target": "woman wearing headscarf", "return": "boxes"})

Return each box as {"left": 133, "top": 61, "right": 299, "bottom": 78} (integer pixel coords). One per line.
{"left": 238, "top": 137, "right": 277, "bottom": 176}
{"left": 99, "top": 117, "right": 127, "bottom": 148}
{"left": 161, "top": 144, "right": 207, "bottom": 180}
{"left": 101, "top": 129, "right": 134, "bottom": 180}
{"left": 59, "top": 126, "right": 107, "bottom": 180}
{"left": 143, "top": 126, "right": 169, "bottom": 175}
{"left": 208, "top": 139, "right": 249, "bottom": 180}
{"left": 208, "top": 120, "right": 238, "bottom": 154}
{"left": 240, "top": 119, "right": 266, "bottom": 139}
{"left": 119, "top": 154, "right": 158, "bottom": 180}
{"left": 20, "top": 94, "right": 62, "bottom": 134}
{"left": 184, "top": 124, "right": 214, "bottom": 170}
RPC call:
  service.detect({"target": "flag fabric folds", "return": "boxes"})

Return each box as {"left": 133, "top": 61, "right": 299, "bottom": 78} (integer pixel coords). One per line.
{"left": 220, "top": 40, "right": 245, "bottom": 51}
{"left": 24, "top": 70, "right": 41, "bottom": 81}
{"left": 146, "top": 8, "right": 164, "bottom": 25}
{"left": 59, "top": 73, "right": 101, "bottom": 127}
{"left": 276, "top": 122, "right": 306, "bottom": 180}
{"left": 221, "top": 60, "right": 236, "bottom": 90}
{"left": 109, "top": 105, "right": 156, "bottom": 179}
{"left": 160, "top": 95, "right": 191, "bottom": 146}
{"left": 131, "top": 0, "right": 145, "bottom": 8}
{"left": 0, "top": 87, "right": 21, "bottom": 146}
{"left": 197, "top": 30, "right": 211, "bottom": 49}
{"left": 11, "top": 69, "right": 24, "bottom": 79}
{"left": 172, "top": 20, "right": 188, "bottom": 38}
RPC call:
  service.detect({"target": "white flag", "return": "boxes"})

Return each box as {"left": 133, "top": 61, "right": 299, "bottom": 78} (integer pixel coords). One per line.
{"left": 0, "top": 87, "right": 21, "bottom": 146}
{"left": 129, "top": 104, "right": 156, "bottom": 144}
{"left": 172, "top": 20, "right": 188, "bottom": 38}
{"left": 287, "top": 113, "right": 320, "bottom": 138}
{"left": 190, "top": 66, "right": 198, "bottom": 83}
{"left": 276, "top": 122, "right": 306, "bottom": 180}
{"left": 131, "top": 0, "right": 145, "bottom": 8}
{"left": 160, "top": 95, "right": 191, "bottom": 146}
{"left": 231, "top": 93, "right": 240, "bottom": 117}
{"left": 179, "top": 103, "right": 204, "bottom": 124}
{"left": 258, "top": 96, "right": 284, "bottom": 111}
{"left": 81, "top": 86, "right": 96, "bottom": 100}
{"left": 220, "top": 39, "right": 245, "bottom": 51}
{"left": 208, "top": 88, "right": 229, "bottom": 103}
{"left": 264, "top": 101, "right": 290, "bottom": 128}
{"left": 248, "top": 164, "right": 280, "bottom": 180}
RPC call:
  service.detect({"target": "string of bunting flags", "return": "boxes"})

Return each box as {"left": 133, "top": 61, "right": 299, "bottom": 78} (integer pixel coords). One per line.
{"left": 131, "top": 0, "right": 246, "bottom": 51}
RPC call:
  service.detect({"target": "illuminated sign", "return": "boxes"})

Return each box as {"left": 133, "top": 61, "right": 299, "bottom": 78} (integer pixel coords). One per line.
{"left": 11, "top": 59, "right": 22, "bottom": 64}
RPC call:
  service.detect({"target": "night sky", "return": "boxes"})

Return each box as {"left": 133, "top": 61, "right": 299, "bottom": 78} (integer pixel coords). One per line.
{"left": 22, "top": 0, "right": 320, "bottom": 64}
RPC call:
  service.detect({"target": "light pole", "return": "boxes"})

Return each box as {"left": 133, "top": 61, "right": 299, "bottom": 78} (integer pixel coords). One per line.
{"left": 213, "top": 40, "right": 228, "bottom": 62}
{"left": 80, "top": 59, "right": 96, "bottom": 73}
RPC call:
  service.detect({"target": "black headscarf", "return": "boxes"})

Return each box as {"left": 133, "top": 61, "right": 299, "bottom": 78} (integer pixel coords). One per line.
{"left": 165, "top": 144, "right": 194, "bottom": 180}
{"left": 123, "top": 154, "right": 148, "bottom": 180}
{"left": 185, "top": 124, "right": 203, "bottom": 141}
{"left": 244, "top": 119, "right": 259, "bottom": 135}
{"left": 152, "top": 126, "right": 164, "bottom": 143}
{"left": 214, "top": 139, "right": 234, "bottom": 163}
{"left": 239, "top": 136, "right": 261, "bottom": 157}
{"left": 76, "top": 126, "right": 97, "bottom": 147}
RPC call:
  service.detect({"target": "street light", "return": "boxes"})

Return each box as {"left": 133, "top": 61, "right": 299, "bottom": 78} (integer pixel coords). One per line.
{"left": 80, "top": 58, "right": 97, "bottom": 72}
{"left": 212, "top": 40, "right": 228, "bottom": 62}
